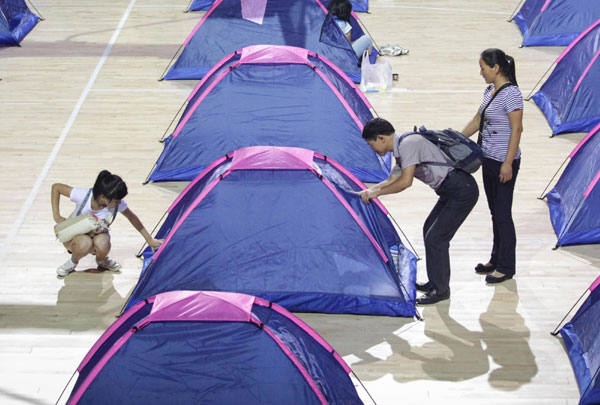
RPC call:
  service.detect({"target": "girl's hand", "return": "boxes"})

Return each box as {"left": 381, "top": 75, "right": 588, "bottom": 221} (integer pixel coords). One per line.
{"left": 148, "top": 238, "right": 164, "bottom": 253}
{"left": 499, "top": 162, "right": 513, "bottom": 183}
{"left": 55, "top": 216, "right": 66, "bottom": 224}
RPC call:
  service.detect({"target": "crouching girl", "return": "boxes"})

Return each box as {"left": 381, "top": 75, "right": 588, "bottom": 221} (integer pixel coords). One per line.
{"left": 51, "top": 170, "right": 162, "bottom": 277}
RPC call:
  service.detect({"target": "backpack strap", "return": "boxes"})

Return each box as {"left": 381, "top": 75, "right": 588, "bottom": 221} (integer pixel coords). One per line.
{"left": 108, "top": 206, "right": 119, "bottom": 226}
{"left": 77, "top": 188, "right": 119, "bottom": 225}
{"left": 396, "top": 130, "right": 453, "bottom": 169}
{"left": 75, "top": 188, "right": 93, "bottom": 217}
{"left": 477, "top": 82, "right": 515, "bottom": 145}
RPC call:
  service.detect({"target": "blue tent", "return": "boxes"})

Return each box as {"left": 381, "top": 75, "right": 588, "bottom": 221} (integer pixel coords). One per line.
{"left": 188, "top": 0, "right": 369, "bottom": 12}
{"left": 512, "top": 0, "right": 600, "bottom": 46}
{"left": 66, "top": 291, "right": 365, "bottom": 404}
{"left": 531, "top": 20, "right": 600, "bottom": 135}
{"left": 559, "top": 276, "right": 600, "bottom": 405}
{"left": 132, "top": 146, "right": 417, "bottom": 317}
{"left": 149, "top": 45, "right": 390, "bottom": 184}
{"left": 165, "top": 0, "right": 373, "bottom": 82}
{"left": 545, "top": 123, "right": 600, "bottom": 246}
{"left": 0, "top": 0, "right": 39, "bottom": 46}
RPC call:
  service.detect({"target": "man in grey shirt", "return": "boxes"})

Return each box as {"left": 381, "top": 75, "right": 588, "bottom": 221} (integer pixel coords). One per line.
{"left": 359, "top": 118, "right": 479, "bottom": 305}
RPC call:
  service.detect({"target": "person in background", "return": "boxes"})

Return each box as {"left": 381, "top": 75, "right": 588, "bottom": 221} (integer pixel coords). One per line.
{"left": 327, "top": 0, "right": 372, "bottom": 59}
{"left": 51, "top": 170, "right": 162, "bottom": 277}
{"left": 461, "top": 48, "right": 523, "bottom": 284}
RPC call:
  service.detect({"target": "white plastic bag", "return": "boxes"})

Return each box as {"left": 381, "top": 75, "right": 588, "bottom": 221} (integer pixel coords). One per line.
{"left": 359, "top": 51, "right": 392, "bottom": 92}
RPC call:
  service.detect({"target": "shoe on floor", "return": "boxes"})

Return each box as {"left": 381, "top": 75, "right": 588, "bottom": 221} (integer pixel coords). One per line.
{"left": 379, "top": 44, "right": 409, "bottom": 56}
{"left": 416, "top": 281, "right": 431, "bottom": 292}
{"left": 56, "top": 260, "right": 76, "bottom": 277}
{"left": 390, "top": 45, "right": 409, "bottom": 56}
{"left": 416, "top": 288, "right": 450, "bottom": 305}
{"left": 96, "top": 257, "right": 121, "bottom": 272}
{"left": 379, "top": 47, "right": 393, "bottom": 56}
{"left": 475, "top": 262, "right": 496, "bottom": 274}
{"left": 485, "top": 271, "right": 513, "bottom": 284}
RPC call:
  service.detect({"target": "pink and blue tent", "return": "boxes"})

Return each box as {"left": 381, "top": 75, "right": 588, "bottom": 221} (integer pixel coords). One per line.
{"left": 511, "top": 0, "right": 600, "bottom": 46}
{"left": 164, "top": 0, "right": 374, "bottom": 82}
{"left": 188, "top": 0, "right": 369, "bottom": 12}
{"left": 545, "top": 123, "right": 600, "bottom": 247}
{"left": 133, "top": 147, "right": 417, "bottom": 317}
{"left": 531, "top": 20, "right": 600, "bottom": 135}
{"left": 64, "top": 291, "right": 366, "bottom": 404}
{"left": 0, "top": 0, "right": 39, "bottom": 46}
{"left": 557, "top": 276, "right": 600, "bottom": 405}
{"left": 149, "top": 45, "right": 390, "bottom": 184}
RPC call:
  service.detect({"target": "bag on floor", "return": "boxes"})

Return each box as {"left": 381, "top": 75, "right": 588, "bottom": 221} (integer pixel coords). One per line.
{"left": 360, "top": 51, "right": 392, "bottom": 92}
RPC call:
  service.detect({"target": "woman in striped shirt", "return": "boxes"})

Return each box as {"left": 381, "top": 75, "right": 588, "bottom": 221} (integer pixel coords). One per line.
{"left": 462, "top": 48, "right": 523, "bottom": 284}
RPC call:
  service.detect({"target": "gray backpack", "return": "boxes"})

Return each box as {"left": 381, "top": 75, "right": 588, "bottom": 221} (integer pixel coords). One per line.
{"left": 398, "top": 126, "right": 483, "bottom": 174}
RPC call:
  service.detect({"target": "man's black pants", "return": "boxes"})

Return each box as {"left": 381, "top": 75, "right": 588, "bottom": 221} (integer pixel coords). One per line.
{"left": 423, "top": 170, "right": 479, "bottom": 294}
{"left": 482, "top": 157, "right": 520, "bottom": 277}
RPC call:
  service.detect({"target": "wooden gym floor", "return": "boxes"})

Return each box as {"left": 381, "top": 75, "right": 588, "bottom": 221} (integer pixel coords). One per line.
{"left": 0, "top": 0, "right": 597, "bottom": 403}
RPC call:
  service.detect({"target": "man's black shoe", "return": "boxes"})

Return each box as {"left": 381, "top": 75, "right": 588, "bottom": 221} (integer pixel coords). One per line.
{"left": 475, "top": 263, "right": 496, "bottom": 274}
{"left": 416, "top": 281, "right": 431, "bottom": 292}
{"left": 416, "top": 288, "right": 450, "bottom": 305}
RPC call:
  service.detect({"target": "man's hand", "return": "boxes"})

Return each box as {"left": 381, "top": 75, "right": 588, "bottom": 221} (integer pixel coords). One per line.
{"left": 359, "top": 189, "right": 378, "bottom": 204}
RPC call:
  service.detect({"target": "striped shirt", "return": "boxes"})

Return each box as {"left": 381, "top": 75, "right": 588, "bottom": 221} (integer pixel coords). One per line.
{"left": 478, "top": 84, "right": 523, "bottom": 162}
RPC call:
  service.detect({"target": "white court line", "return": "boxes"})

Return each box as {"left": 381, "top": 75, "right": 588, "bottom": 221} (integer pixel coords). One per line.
{"left": 91, "top": 88, "right": 190, "bottom": 93}
{"left": 385, "top": 88, "right": 532, "bottom": 94}
{"left": 369, "top": 5, "right": 510, "bottom": 15}
{"left": 390, "top": 88, "right": 481, "bottom": 94}
{"left": 136, "top": 5, "right": 189, "bottom": 8}
{"left": 0, "top": 0, "right": 138, "bottom": 265}
{"left": 91, "top": 88, "right": 533, "bottom": 94}
{"left": 35, "top": 28, "right": 76, "bottom": 32}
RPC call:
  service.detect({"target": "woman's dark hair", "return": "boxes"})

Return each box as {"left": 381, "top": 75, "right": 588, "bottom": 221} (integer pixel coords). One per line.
{"left": 481, "top": 48, "right": 518, "bottom": 86}
{"left": 93, "top": 170, "right": 128, "bottom": 201}
{"left": 327, "top": 0, "right": 352, "bottom": 22}
{"left": 362, "top": 118, "right": 395, "bottom": 141}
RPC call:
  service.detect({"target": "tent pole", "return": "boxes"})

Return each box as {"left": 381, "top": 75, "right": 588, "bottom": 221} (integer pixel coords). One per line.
{"left": 159, "top": 43, "right": 184, "bottom": 81}
{"left": 135, "top": 210, "right": 168, "bottom": 257}
{"left": 392, "top": 249, "right": 422, "bottom": 319}
{"left": 142, "top": 161, "right": 158, "bottom": 185}
{"left": 351, "top": 371, "right": 378, "bottom": 404}
{"left": 370, "top": 105, "right": 380, "bottom": 118}
{"left": 538, "top": 154, "right": 569, "bottom": 199}
{"left": 160, "top": 99, "right": 188, "bottom": 142}
{"left": 507, "top": 0, "right": 525, "bottom": 22}
{"left": 54, "top": 370, "right": 76, "bottom": 405}
{"left": 580, "top": 364, "right": 600, "bottom": 404}
{"left": 553, "top": 197, "right": 586, "bottom": 249}
{"left": 26, "top": 0, "right": 45, "bottom": 20}
{"left": 550, "top": 288, "right": 588, "bottom": 335}
{"left": 525, "top": 62, "right": 555, "bottom": 101}
{"left": 355, "top": 15, "right": 380, "bottom": 53}
{"left": 389, "top": 214, "right": 421, "bottom": 260}
{"left": 143, "top": 98, "right": 189, "bottom": 183}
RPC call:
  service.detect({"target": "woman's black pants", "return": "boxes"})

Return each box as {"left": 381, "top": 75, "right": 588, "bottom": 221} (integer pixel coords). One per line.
{"left": 482, "top": 157, "right": 520, "bottom": 276}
